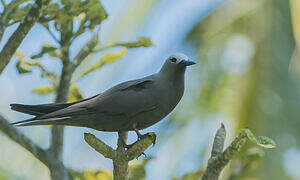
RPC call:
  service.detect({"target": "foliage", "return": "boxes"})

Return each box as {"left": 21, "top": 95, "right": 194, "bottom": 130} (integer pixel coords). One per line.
{"left": 2, "top": 0, "right": 153, "bottom": 179}
{"left": 241, "top": 129, "right": 276, "bottom": 149}
{"left": 69, "top": 85, "right": 84, "bottom": 102}
{"left": 229, "top": 147, "right": 265, "bottom": 179}
{"left": 31, "top": 44, "right": 58, "bottom": 59}
{"left": 173, "top": 170, "right": 204, "bottom": 180}
{"left": 12, "top": 0, "right": 153, "bottom": 98}
{"left": 73, "top": 48, "right": 127, "bottom": 82}
{"left": 67, "top": 158, "right": 152, "bottom": 180}
{"left": 68, "top": 168, "right": 112, "bottom": 180}
{"left": 128, "top": 157, "right": 152, "bottom": 180}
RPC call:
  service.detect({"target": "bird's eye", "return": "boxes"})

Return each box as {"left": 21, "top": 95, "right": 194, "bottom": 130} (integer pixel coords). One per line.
{"left": 170, "top": 58, "right": 177, "bottom": 63}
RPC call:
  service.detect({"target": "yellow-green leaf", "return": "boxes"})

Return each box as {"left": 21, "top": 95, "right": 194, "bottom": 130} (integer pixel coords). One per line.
{"left": 74, "top": 48, "right": 127, "bottom": 81}
{"left": 255, "top": 136, "right": 276, "bottom": 149}
{"left": 16, "top": 61, "right": 32, "bottom": 74}
{"left": 117, "top": 37, "right": 153, "bottom": 48}
{"left": 241, "top": 129, "right": 257, "bottom": 143}
{"left": 83, "top": 169, "right": 112, "bottom": 180}
{"left": 241, "top": 129, "right": 276, "bottom": 149}
{"left": 15, "top": 51, "right": 32, "bottom": 74}
{"left": 33, "top": 86, "right": 54, "bottom": 94}
{"left": 129, "top": 158, "right": 152, "bottom": 180}
{"left": 68, "top": 85, "right": 84, "bottom": 102}
{"left": 31, "top": 44, "right": 58, "bottom": 59}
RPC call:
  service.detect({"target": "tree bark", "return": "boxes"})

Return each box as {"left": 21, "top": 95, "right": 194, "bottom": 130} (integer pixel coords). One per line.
{"left": 84, "top": 131, "right": 156, "bottom": 180}
{"left": 113, "top": 132, "right": 129, "bottom": 180}
{"left": 0, "top": 0, "right": 49, "bottom": 74}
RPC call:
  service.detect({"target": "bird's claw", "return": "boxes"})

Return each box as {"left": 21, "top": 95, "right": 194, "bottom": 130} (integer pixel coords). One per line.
{"left": 122, "top": 132, "right": 156, "bottom": 150}
{"left": 122, "top": 143, "right": 132, "bottom": 149}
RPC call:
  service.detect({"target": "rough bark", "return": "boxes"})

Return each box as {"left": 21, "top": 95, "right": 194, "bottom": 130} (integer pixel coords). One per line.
{"left": 84, "top": 132, "right": 156, "bottom": 180}
{"left": 0, "top": 115, "right": 51, "bottom": 166}
{"left": 202, "top": 124, "right": 247, "bottom": 180}
{"left": 113, "top": 132, "right": 129, "bottom": 180}
{"left": 0, "top": 0, "right": 49, "bottom": 74}
{"left": 48, "top": 47, "right": 72, "bottom": 180}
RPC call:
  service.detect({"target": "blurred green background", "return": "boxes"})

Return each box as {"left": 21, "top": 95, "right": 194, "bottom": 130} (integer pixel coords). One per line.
{"left": 0, "top": 0, "right": 299, "bottom": 179}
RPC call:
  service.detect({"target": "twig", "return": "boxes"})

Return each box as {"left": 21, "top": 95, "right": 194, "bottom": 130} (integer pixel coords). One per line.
{"left": 84, "top": 132, "right": 156, "bottom": 180}
{"left": 71, "top": 29, "right": 100, "bottom": 70}
{"left": 46, "top": 28, "right": 60, "bottom": 44}
{"left": 202, "top": 124, "right": 247, "bottom": 180}
{"left": 93, "top": 44, "right": 116, "bottom": 52}
{"left": 0, "top": 114, "right": 50, "bottom": 167}
{"left": 0, "top": 0, "right": 27, "bottom": 42}
{"left": 211, "top": 123, "right": 226, "bottom": 157}
{"left": 1, "top": 0, "right": 7, "bottom": 9}
{"left": 123, "top": 133, "right": 156, "bottom": 161}
{"left": 84, "top": 133, "right": 118, "bottom": 159}
{"left": 0, "top": 0, "right": 49, "bottom": 74}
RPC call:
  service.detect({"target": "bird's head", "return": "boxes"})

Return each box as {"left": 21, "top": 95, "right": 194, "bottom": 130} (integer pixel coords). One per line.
{"left": 159, "top": 53, "right": 196, "bottom": 78}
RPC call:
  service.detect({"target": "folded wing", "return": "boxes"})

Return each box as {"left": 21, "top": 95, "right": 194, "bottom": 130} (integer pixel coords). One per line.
{"left": 11, "top": 76, "right": 159, "bottom": 130}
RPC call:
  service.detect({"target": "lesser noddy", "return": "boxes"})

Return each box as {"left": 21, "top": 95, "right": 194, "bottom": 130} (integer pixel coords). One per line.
{"left": 10, "top": 53, "right": 195, "bottom": 139}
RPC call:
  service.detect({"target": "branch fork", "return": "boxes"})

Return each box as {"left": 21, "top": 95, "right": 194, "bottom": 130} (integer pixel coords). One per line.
{"left": 84, "top": 132, "right": 156, "bottom": 161}
{"left": 201, "top": 123, "right": 275, "bottom": 180}
{"left": 84, "top": 132, "right": 156, "bottom": 180}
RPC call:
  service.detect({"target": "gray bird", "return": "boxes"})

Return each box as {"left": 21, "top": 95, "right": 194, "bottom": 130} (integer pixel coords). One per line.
{"left": 10, "top": 53, "right": 195, "bottom": 139}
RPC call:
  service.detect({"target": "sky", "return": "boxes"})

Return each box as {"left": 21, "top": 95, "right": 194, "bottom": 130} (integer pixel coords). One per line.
{"left": 0, "top": 0, "right": 238, "bottom": 179}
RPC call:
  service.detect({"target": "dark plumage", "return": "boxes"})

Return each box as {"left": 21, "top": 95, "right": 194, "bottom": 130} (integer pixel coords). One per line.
{"left": 10, "top": 53, "right": 195, "bottom": 134}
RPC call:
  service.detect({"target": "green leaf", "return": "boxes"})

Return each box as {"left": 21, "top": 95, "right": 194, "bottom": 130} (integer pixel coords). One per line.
{"left": 16, "top": 60, "right": 32, "bottom": 74}
{"left": 68, "top": 168, "right": 112, "bottom": 180}
{"left": 74, "top": 48, "right": 127, "bottom": 81}
{"left": 33, "top": 86, "right": 54, "bottom": 94}
{"left": 46, "top": 0, "right": 107, "bottom": 38}
{"left": 31, "top": 44, "right": 57, "bottom": 59}
{"left": 255, "top": 136, "right": 276, "bottom": 149}
{"left": 15, "top": 51, "right": 32, "bottom": 74}
{"left": 117, "top": 37, "right": 153, "bottom": 48}
{"left": 68, "top": 85, "right": 84, "bottom": 102}
{"left": 9, "top": 3, "right": 32, "bottom": 25}
{"left": 241, "top": 129, "right": 276, "bottom": 149}
{"left": 241, "top": 129, "right": 257, "bottom": 143}
{"left": 129, "top": 157, "right": 152, "bottom": 180}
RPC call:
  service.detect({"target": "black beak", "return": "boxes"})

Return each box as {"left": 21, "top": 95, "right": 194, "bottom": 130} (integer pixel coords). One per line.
{"left": 180, "top": 60, "right": 196, "bottom": 66}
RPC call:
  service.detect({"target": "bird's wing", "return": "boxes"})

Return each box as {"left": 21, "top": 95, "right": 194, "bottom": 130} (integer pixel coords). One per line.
{"left": 10, "top": 95, "right": 98, "bottom": 116}
{"left": 37, "top": 76, "right": 159, "bottom": 121}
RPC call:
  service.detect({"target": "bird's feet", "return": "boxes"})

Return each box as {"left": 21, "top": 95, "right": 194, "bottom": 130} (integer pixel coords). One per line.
{"left": 133, "top": 123, "right": 143, "bottom": 140}
{"left": 121, "top": 132, "right": 156, "bottom": 149}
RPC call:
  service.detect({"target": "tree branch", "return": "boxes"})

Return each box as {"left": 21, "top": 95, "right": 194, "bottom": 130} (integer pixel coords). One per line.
{"left": 48, "top": 47, "right": 72, "bottom": 180}
{"left": 202, "top": 125, "right": 247, "bottom": 180}
{"left": 0, "top": 0, "right": 28, "bottom": 42}
{"left": 0, "top": 0, "right": 49, "bottom": 74}
{"left": 1, "top": 0, "right": 7, "bottom": 9}
{"left": 84, "top": 131, "right": 156, "bottom": 180}
{"left": 211, "top": 123, "right": 226, "bottom": 158}
{"left": 0, "top": 114, "right": 50, "bottom": 167}
{"left": 113, "top": 131, "right": 129, "bottom": 180}
{"left": 84, "top": 133, "right": 118, "bottom": 159}
{"left": 123, "top": 133, "right": 156, "bottom": 161}
{"left": 71, "top": 30, "right": 100, "bottom": 70}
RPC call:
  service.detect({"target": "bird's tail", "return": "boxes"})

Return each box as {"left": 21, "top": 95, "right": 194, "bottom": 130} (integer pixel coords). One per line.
{"left": 10, "top": 103, "right": 74, "bottom": 116}
{"left": 10, "top": 117, "right": 71, "bottom": 127}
